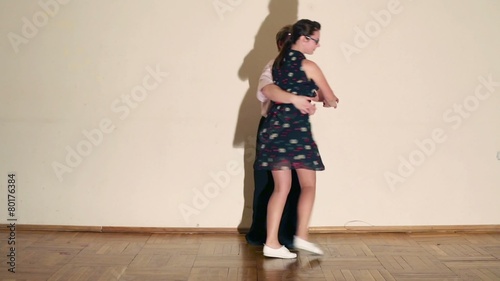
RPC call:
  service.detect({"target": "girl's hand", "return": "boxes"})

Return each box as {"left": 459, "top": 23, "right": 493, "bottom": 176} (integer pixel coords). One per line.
{"left": 323, "top": 99, "right": 338, "bottom": 108}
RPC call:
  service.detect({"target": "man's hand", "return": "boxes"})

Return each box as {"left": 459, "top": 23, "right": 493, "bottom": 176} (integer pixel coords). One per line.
{"left": 291, "top": 95, "right": 316, "bottom": 115}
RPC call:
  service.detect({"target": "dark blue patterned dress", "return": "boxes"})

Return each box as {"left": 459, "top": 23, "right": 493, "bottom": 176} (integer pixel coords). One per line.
{"left": 254, "top": 50, "right": 325, "bottom": 171}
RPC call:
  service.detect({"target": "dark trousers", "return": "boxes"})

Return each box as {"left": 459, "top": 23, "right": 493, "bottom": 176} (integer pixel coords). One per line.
{"left": 246, "top": 117, "right": 301, "bottom": 248}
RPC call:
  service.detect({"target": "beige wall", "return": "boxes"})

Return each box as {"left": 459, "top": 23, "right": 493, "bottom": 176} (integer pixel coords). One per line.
{"left": 1, "top": 0, "right": 499, "bottom": 228}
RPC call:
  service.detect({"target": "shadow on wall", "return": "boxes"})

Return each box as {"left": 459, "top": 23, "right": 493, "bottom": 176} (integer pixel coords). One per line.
{"left": 233, "top": 0, "right": 298, "bottom": 233}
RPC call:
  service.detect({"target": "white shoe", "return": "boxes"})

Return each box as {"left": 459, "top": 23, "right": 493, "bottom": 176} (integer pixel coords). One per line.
{"left": 293, "top": 236, "right": 324, "bottom": 255}
{"left": 263, "top": 245, "right": 297, "bottom": 259}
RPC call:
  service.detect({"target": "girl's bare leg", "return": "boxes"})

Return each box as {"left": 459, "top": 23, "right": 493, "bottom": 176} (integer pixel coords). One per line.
{"left": 295, "top": 169, "right": 316, "bottom": 240}
{"left": 265, "top": 169, "right": 292, "bottom": 248}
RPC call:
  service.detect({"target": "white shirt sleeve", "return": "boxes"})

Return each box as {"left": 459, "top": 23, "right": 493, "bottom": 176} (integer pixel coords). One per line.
{"left": 256, "top": 60, "right": 274, "bottom": 103}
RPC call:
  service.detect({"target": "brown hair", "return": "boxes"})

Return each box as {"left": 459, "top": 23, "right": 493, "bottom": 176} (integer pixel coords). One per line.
{"left": 275, "top": 25, "right": 292, "bottom": 51}
{"left": 273, "top": 19, "right": 321, "bottom": 69}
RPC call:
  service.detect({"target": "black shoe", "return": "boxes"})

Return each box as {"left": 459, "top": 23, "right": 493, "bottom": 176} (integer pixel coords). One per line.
{"left": 280, "top": 237, "right": 294, "bottom": 249}
{"left": 246, "top": 235, "right": 265, "bottom": 246}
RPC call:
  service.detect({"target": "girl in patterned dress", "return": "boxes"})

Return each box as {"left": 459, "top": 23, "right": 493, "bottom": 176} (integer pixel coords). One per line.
{"left": 255, "top": 19, "right": 339, "bottom": 258}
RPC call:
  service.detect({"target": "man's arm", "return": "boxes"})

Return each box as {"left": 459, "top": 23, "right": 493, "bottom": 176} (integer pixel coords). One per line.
{"left": 262, "top": 84, "right": 316, "bottom": 115}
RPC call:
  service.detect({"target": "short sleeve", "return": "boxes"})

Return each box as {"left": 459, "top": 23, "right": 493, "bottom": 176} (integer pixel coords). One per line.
{"left": 256, "top": 60, "right": 274, "bottom": 103}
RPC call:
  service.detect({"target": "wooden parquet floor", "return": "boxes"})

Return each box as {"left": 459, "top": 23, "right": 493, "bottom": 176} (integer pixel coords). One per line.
{"left": 1, "top": 231, "right": 500, "bottom": 280}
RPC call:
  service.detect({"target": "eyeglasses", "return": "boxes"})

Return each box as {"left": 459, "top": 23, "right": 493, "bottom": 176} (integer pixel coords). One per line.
{"left": 305, "top": 36, "right": 319, "bottom": 45}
